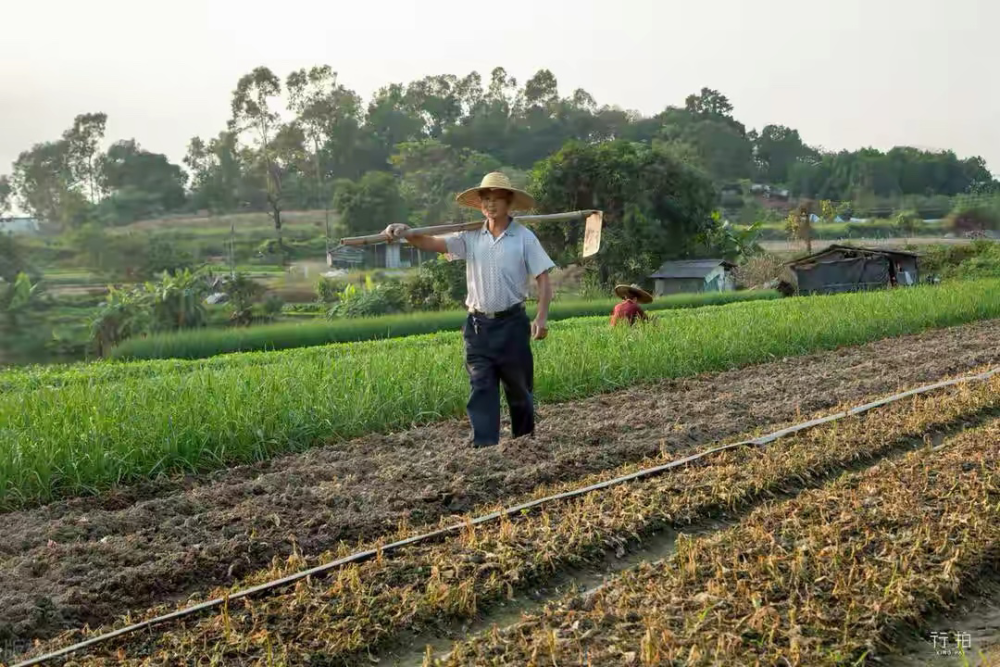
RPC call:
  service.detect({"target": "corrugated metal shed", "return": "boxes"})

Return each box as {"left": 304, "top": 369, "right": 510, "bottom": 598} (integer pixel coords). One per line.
{"left": 784, "top": 244, "right": 919, "bottom": 266}
{"left": 649, "top": 259, "right": 735, "bottom": 279}
{"left": 785, "top": 244, "right": 920, "bottom": 295}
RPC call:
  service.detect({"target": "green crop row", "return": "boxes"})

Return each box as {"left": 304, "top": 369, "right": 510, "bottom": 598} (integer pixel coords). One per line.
{"left": 106, "top": 290, "right": 778, "bottom": 362}
{"left": 0, "top": 280, "right": 998, "bottom": 509}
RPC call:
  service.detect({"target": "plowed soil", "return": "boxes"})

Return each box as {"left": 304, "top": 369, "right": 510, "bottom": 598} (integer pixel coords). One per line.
{"left": 2, "top": 320, "right": 1000, "bottom": 647}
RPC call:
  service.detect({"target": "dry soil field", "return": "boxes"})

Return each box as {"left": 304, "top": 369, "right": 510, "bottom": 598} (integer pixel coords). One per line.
{"left": 4, "top": 317, "right": 1000, "bottom": 665}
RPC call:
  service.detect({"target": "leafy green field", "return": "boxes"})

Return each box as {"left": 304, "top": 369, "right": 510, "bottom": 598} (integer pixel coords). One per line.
{"left": 1, "top": 280, "right": 998, "bottom": 508}
{"left": 108, "top": 290, "right": 778, "bottom": 361}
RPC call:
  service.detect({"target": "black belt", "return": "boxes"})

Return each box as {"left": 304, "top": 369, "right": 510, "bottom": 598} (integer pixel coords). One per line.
{"left": 469, "top": 302, "right": 525, "bottom": 319}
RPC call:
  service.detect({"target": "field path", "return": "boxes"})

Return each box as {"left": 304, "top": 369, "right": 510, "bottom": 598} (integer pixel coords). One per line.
{"left": 2, "top": 320, "right": 1000, "bottom": 644}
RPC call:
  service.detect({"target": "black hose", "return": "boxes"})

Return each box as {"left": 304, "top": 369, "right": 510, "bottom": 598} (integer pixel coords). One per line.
{"left": 13, "top": 366, "right": 999, "bottom": 667}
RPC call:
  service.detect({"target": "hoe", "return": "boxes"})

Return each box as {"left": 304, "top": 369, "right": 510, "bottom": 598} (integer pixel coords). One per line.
{"left": 338, "top": 209, "right": 604, "bottom": 258}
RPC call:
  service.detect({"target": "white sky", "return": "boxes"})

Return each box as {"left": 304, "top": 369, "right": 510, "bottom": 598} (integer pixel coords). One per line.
{"left": 2, "top": 0, "right": 998, "bottom": 189}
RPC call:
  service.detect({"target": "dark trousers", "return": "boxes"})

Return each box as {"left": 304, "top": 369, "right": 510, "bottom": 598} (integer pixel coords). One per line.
{"left": 462, "top": 308, "right": 535, "bottom": 445}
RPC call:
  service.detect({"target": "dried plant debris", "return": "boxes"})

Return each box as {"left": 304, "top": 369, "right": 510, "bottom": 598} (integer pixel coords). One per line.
{"left": 437, "top": 418, "right": 1000, "bottom": 666}
{"left": 5, "top": 326, "right": 1000, "bottom": 649}
{"left": 21, "top": 376, "right": 1000, "bottom": 665}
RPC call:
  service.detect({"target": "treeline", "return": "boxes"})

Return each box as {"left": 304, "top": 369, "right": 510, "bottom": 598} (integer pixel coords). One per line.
{"left": 1, "top": 65, "right": 997, "bottom": 234}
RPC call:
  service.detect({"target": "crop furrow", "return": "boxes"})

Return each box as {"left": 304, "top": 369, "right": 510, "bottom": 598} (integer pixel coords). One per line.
{"left": 23, "top": 375, "right": 1000, "bottom": 666}
{"left": 436, "top": 417, "right": 1000, "bottom": 665}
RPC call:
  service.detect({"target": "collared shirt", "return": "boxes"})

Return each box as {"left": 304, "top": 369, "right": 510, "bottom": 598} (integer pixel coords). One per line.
{"left": 610, "top": 301, "right": 648, "bottom": 326}
{"left": 444, "top": 218, "right": 556, "bottom": 313}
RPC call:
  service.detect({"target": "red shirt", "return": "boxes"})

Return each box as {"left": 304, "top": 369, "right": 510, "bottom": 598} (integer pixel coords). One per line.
{"left": 610, "top": 300, "right": 648, "bottom": 326}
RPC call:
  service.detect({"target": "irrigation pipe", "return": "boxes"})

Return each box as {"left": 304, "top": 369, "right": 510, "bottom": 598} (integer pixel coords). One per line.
{"left": 13, "top": 365, "right": 1000, "bottom": 667}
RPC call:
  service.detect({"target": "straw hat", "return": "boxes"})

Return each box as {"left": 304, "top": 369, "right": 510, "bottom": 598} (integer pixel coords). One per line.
{"left": 455, "top": 172, "right": 536, "bottom": 212}
{"left": 614, "top": 284, "right": 653, "bottom": 304}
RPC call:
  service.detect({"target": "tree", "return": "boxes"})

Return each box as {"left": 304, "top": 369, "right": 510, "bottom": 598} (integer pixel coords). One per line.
{"left": 658, "top": 110, "right": 754, "bottom": 181}
{"left": 230, "top": 67, "right": 286, "bottom": 252}
{"left": 684, "top": 87, "right": 734, "bottom": 119}
{"left": 390, "top": 139, "right": 501, "bottom": 225}
{"left": 184, "top": 132, "right": 245, "bottom": 214}
{"left": 404, "top": 74, "right": 464, "bottom": 138}
{"left": 754, "top": 124, "right": 814, "bottom": 184}
{"left": 530, "top": 140, "right": 718, "bottom": 286}
{"left": 819, "top": 199, "right": 838, "bottom": 223}
{"left": 97, "top": 140, "right": 187, "bottom": 223}
{"left": 332, "top": 171, "right": 408, "bottom": 237}
{"left": 895, "top": 209, "right": 920, "bottom": 240}
{"left": 62, "top": 112, "right": 108, "bottom": 204}
{"left": 221, "top": 272, "right": 266, "bottom": 325}
{"left": 785, "top": 201, "right": 815, "bottom": 254}
{"left": 287, "top": 65, "right": 361, "bottom": 248}
{"left": 354, "top": 83, "right": 427, "bottom": 174}
{"left": 10, "top": 140, "right": 90, "bottom": 226}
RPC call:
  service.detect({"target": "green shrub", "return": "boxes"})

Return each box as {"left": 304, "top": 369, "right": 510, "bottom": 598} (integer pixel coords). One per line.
{"left": 402, "top": 271, "right": 437, "bottom": 310}
{"left": 331, "top": 281, "right": 408, "bottom": 318}
{"left": 315, "top": 276, "right": 344, "bottom": 304}
{"left": 262, "top": 294, "right": 285, "bottom": 319}
{"left": 945, "top": 197, "right": 1000, "bottom": 236}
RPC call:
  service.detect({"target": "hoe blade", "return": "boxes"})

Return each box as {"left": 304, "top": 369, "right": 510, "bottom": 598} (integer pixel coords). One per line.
{"left": 582, "top": 211, "right": 603, "bottom": 258}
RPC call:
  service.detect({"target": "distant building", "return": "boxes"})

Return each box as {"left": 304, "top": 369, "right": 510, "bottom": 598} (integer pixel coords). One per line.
{"left": 785, "top": 244, "right": 920, "bottom": 295}
{"left": 0, "top": 217, "right": 41, "bottom": 235}
{"left": 327, "top": 245, "right": 365, "bottom": 268}
{"left": 749, "top": 184, "right": 790, "bottom": 200}
{"left": 648, "top": 259, "right": 737, "bottom": 296}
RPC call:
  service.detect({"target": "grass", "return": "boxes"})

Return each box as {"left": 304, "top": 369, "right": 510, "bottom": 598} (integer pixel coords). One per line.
{"left": 38, "top": 376, "right": 1000, "bottom": 665}
{"left": 0, "top": 279, "right": 998, "bottom": 508}
{"left": 107, "top": 290, "right": 779, "bottom": 361}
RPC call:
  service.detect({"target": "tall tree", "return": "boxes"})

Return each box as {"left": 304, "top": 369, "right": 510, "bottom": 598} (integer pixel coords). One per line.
{"left": 10, "top": 140, "right": 88, "bottom": 226}
{"left": 355, "top": 83, "right": 426, "bottom": 173}
{"left": 62, "top": 112, "right": 108, "bottom": 204}
{"left": 183, "top": 132, "right": 244, "bottom": 214}
{"left": 404, "top": 74, "right": 464, "bottom": 138}
{"left": 229, "top": 67, "right": 285, "bottom": 249}
{"left": 754, "top": 124, "right": 814, "bottom": 184}
{"left": 658, "top": 108, "right": 754, "bottom": 181}
{"left": 531, "top": 140, "right": 718, "bottom": 286}
{"left": 287, "top": 65, "right": 361, "bottom": 245}
{"left": 331, "top": 171, "right": 407, "bottom": 237}
{"left": 684, "top": 88, "right": 735, "bottom": 119}
{"left": 97, "top": 140, "right": 188, "bottom": 223}
{"left": 390, "top": 139, "right": 501, "bottom": 225}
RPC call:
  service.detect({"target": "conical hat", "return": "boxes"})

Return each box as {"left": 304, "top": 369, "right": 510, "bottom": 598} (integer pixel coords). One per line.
{"left": 455, "top": 172, "right": 536, "bottom": 212}
{"left": 614, "top": 284, "right": 654, "bottom": 304}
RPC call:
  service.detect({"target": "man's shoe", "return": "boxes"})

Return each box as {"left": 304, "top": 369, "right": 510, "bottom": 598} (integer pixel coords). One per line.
{"left": 471, "top": 440, "right": 499, "bottom": 449}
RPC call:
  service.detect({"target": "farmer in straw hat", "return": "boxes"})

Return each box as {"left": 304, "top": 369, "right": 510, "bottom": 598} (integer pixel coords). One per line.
{"left": 610, "top": 284, "right": 653, "bottom": 326}
{"left": 382, "top": 172, "right": 556, "bottom": 448}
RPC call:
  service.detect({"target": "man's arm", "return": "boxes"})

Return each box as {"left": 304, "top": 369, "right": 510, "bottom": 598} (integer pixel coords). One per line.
{"left": 405, "top": 233, "right": 448, "bottom": 254}
{"left": 382, "top": 224, "right": 449, "bottom": 254}
{"left": 532, "top": 270, "right": 552, "bottom": 340}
